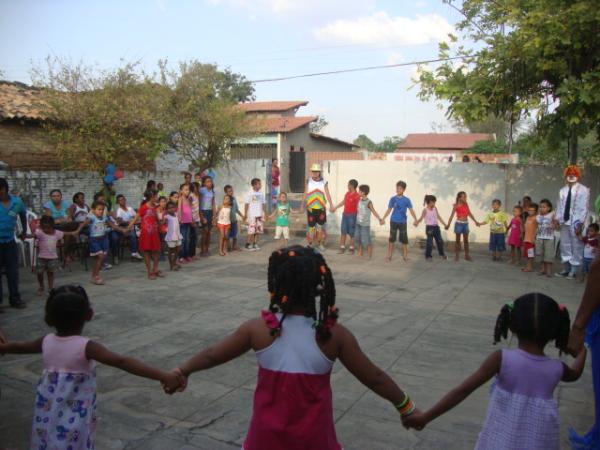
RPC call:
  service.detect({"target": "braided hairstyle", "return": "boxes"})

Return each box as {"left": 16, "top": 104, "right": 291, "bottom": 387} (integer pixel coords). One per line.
{"left": 45, "top": 285, "right": 92, "bottom": 335}
{"left": 493, "top": 293, "right": 571, "bottom": 353}
{"left": 267, "top": 245, "right": 337, "bottom": 341}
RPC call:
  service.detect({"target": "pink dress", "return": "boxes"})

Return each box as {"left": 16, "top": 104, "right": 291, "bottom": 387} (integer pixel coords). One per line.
{"left": 243, "top": 313, "right": 342, "bottom": 450}
{"left": 31, "top": 334, "right": 97, "bottom": 449}
{"left": 508, "top": 217, "right": 522, "bottom": 247}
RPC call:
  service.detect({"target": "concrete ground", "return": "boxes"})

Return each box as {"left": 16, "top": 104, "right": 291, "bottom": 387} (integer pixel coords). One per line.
{"left": 0, "top": 237, "right": 594, "bottom": 449}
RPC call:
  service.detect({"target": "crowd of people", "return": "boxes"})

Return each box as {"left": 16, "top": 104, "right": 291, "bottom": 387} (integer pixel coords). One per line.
{"left": 0, "top": 162, "right": 599, "bottom": 449}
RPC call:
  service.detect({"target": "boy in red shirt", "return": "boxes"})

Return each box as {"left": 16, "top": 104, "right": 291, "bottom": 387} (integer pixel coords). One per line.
{"left": 332, "top": 179, "right": 360, "bottom": 254}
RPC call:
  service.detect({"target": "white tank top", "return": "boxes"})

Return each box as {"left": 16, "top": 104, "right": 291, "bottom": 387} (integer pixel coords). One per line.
{"left": 256, "top": 314, "right": 333, "bottom": 375}
{"left": 72, "top": 204, "right": 90, "bottom": 222}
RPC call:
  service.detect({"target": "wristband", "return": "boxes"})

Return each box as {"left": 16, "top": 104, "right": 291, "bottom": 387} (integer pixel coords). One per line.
{"left": 395, "top": 394, "right": 416, "bottom": 417}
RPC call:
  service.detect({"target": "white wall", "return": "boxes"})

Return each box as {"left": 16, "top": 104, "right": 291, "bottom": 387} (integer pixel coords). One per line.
{"left": 324, "top": 161, "right": 600, "bottom": 243}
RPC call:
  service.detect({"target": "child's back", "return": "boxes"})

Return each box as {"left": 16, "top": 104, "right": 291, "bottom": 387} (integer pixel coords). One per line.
{"left": 34, "top": 333, "right": 97, "bottom": 448}
{"left": 245, "top": 312, "right": 339, "bottom": 450}
{"left": 477, "top": 348, "right": 562, "bottom": 449}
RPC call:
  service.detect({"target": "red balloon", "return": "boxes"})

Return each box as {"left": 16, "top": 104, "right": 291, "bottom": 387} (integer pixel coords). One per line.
{"left": 114, "top": 169, "right": 124, "bottom": 179}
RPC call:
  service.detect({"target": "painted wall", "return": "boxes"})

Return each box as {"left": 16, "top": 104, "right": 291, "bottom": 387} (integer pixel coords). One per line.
{"left": 324, "top": 160, "right": 600, "bottom": 243}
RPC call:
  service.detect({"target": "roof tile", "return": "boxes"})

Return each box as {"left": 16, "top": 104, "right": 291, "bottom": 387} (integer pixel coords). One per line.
{"left": 397, "top": 133, "right": 494, "bottom": 151}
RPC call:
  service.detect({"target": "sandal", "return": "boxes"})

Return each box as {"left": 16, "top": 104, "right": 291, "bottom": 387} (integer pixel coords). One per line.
{"left": 91, "top": 277, "right": 105, "bottom": 285}
{"left": 148, "top": 273, "right": 157, "bottom": 280}
{"left": 154, "top": 271, "right": 165, "bottom": 277}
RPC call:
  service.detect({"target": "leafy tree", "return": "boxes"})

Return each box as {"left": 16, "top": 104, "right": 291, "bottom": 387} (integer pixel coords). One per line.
{"left": 159, "top": 60, "right": 255, "bottom": 171}
{"left": 417, "top": 0, "right": 600, "bottom": 163}
{"left": 377, "top": 136, "right": 404, "bottom": 153}
{"left": 31, "top": 57, "right": 169, "bottom": 170}
{"left": 353, "top": 134, "right": 377, "bottom": 151}
{"left": 309, "top": 116, "right": 329, "bottom": 133}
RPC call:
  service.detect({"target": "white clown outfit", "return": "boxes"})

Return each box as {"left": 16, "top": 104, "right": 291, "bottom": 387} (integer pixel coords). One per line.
{"left": 555, "top": 180, "right": 589, "bottom": 273}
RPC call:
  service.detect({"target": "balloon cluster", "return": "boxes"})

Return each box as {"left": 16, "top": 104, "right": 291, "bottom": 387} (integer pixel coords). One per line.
{"left": 103, "top": 164, "right": 124, "bottom": 185}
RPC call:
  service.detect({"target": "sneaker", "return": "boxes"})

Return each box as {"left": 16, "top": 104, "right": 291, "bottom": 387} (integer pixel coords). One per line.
{"left": 253, "top": 244, "right": 261, "bottom": 251}
{"left": 102, "top": 263, "right": 112, "bottom": 270}
{"left": 567, "top": 272, "right": 577, "bottom": 280}
{"left": 131, "top": 252, "right": 143, "bottom": 260}
{"left": 245, "top": 244, "right": 254, "bottom": 251}
{"left": 555, "top": 271, "right": 569, "bottom": 278}
{"left": 338, "top": 247, "right": 346, "bottom": 254}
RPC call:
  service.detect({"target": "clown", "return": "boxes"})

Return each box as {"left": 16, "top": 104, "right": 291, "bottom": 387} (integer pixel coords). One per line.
{"left": 555, "top": 165, "right": 590, "bottom": 278}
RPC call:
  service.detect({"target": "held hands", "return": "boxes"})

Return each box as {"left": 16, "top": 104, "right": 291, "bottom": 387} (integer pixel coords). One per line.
{"left": 379, "top": 219, "right": 385, "bottom": 226}
{"left": 162, "top": 368, "right": 188, "bottom": 394}
{"left": 413, "top": 220, "right": 419, "bottom": 227}
{"left": 401, "top": 409, "right": 428, "bottom": 431}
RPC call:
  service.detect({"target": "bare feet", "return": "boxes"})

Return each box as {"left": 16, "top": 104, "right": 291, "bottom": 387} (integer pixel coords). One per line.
{"left": 521, "top": 268, "right": 533, "bottom": 272}
{"left": 465, "top": 255, "right": 473, "bottom": 262}
{"left": 37, "top": 286, "right": 45, "bottom": 296}
{"left": 91, "top": 276, "right": 105, "bottom": 285}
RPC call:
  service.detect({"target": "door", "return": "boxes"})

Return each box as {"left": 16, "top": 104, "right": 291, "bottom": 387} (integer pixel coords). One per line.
{"left": 289, "top": 151, "right": 306, "bottom": 193}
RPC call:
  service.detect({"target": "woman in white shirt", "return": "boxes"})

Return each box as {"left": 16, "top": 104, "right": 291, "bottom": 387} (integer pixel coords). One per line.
{"left": 113, "top": 195, "right": 143, "bottom": 261}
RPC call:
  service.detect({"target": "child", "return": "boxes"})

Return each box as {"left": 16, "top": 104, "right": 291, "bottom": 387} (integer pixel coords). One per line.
{"left": 244, "top": 178, "right": 266, "bottom": 251}
{"left": 481, "top": 199, "right": 509, "bottom": 261}
{"left": 578, "top": 223, "right": 599, "bottom": 281}
{"left": 414, "top": 194, "right": 448, "bottom": 260}
{"left": 269, "top": 192, "right": 292, "bottom": 248}
{"left": 522, "top": 203, "right": 538, "bottom": 272}
{"left": 165, "top": 201, "right": 182, "bottom": 271}
{"left": 381, "top": 180, "right": 418, "bottom": 262}
{"left": 127, "top": 189, "right": 163, "bottom": 280}
{"left": 331, "top": 179, "right": 360, "bottom": 254}
{"left": 157, "top": 196, "right": 168, "bottom": 259}
{"left": 0, "top": 285, "right": 181, "bottom": 449}
{"left": 353, "top": 185, "right": 384, "bottom": 259}
{"left": 215, "top": 194, "right": 232, "bottom": 256}
{"left": 403, "top": 293, "right": 586, "bottom": 450}
{"left": 189, "top": 182, "right": 201, "bottom": 258}
{"left": 167, "top": 246, "right": 417, "bottom": 449}
{"left": 157, "top": 182, "right": 167, "bottom": 198}
{"left": 169, "top": 190, "right": 179, "bottom": 205}
{"left": 177, "top": 183, "right": 194, "bottom": 263}
{"left": 199, "top": 176, "right": 216, "bottom": 256}
{"left": 446, "top": 191, "right": 481, "bottom": 261}
{"left": 79, "top": 200, "right": 125, "bottom": 285}
{"left": 536, "top": 199, "right": 556, "bottom": 277}
{"left": 34, "top": 216, "right": 81, "bottom": 295}
{"left": 507, "top": 205, "right": 523, "bottom": 265}
{"left": 224, "top": 185, "right": 245, "bottom": 251}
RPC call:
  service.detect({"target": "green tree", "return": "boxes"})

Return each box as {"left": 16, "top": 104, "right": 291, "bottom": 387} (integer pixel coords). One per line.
{"left": 31, "top": 57, "right": 169, "bottom": 170}
{"left": 353, "top": 134, "right": 377, "bottom": 151}
{"left": 309, "top": 116, "right": 329, "bottom": 133}
{"left": 418, "top": 0, "right": 600, "bottom": 163}
{"left": 376, "top": 136, "right": 404, "bottom": 153}
{"left": 160, "top": 60, "right": 255, "bottom": 171}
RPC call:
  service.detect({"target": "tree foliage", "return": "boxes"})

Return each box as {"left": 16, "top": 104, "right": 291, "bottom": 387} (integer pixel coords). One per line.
{"left": 353, "top": 134, "right": 377, "bottom": 151}
{"left": 353, "top": 134, "right": 404, "bottom": 153}
{"left": 309, "top": 116, "right": 329, "bottom": 133}
{"left": 417, "top": 0, "right": 600, "bottom": 163}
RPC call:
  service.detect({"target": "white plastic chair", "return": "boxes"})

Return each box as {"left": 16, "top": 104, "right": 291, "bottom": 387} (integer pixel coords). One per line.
{"left": 15, "top": 210, "right": 38, "bottom": 268}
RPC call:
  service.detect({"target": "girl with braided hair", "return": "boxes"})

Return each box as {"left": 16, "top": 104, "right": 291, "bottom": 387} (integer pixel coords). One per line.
{"left": 169, "top": 245, "right": 418, "bottom": 450}
{"left": 404, "top": 293, "right": 587, "bottom": 449}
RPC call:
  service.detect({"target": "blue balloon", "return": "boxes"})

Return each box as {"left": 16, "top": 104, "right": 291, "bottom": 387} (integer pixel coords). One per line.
{"left": 105, "top": 163, "right": 116, "bottom": 175}
{"left": 103, "top": 174, "right": 115, "bottom": 184}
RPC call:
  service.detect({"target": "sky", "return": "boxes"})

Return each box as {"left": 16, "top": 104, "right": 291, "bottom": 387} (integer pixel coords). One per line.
{"left": 0, "top": 0, "right": 466, "bottom": 142}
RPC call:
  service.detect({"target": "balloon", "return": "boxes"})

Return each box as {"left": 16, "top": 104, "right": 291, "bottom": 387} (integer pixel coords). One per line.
{"left": 114, "top": 169, "right": 123, "bottom": 180}
{"left": 103, "top": 174, "right": 115, "bottom": 185}
{"left": 105, "top": 163, "right": 116, "bottom": 175}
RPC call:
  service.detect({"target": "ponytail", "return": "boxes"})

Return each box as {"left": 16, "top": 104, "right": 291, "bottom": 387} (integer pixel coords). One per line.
{"left": 494, "top": 303, "right": 512, "bottom": 344}
{"left": 555, "top": 305, "right": 571, "bottom": 354}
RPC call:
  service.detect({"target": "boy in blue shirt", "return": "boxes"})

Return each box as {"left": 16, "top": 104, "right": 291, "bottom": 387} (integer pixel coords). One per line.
{"left": 381, "top": 180, "right": 417, "bottom": 262}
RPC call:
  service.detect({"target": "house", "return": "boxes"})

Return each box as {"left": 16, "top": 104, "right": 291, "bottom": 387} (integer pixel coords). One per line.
{"left": 233, "top": 100, "right": 359, "bottom": 192}
{"left": 395, "top": 133, "right": 494, "bottom": 162}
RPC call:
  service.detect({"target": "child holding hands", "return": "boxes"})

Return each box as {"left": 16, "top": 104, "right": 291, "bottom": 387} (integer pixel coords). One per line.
{"left": 414, "top": 194, "right": 448, "bottom": 260}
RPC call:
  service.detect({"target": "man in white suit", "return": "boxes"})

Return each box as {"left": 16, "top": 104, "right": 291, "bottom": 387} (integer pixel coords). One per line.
{"left": 555, "top": 165, "right": 590, "bottom": 279}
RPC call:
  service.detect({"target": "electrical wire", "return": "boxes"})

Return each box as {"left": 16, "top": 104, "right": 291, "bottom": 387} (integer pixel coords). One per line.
{"left": 250, "top": 55, "right": 469, "bottom": 83}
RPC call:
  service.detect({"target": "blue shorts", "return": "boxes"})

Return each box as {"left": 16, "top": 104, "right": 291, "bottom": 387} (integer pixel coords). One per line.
{"left": 229, "top": 222, "right": 238, "bottom": 239}
{"left": 489, "top": 233, "right": 506, "bottom": 252}
{"left": 454, "top": 222, "right": 469, "bottom": 235}
{"left": 89, "top": 236, "right": 109, "bottom": 256}
{"left": 354, "top": 223, "right": 371, "bottom": 247}
{"left": 201, "top": 210, "right": 213, "bottom": 229}
{"left": 341, "top": 213, "right": 357, "bottom": 236}
{"left": 584, "top": 257, "right": 594, "bottom": 274}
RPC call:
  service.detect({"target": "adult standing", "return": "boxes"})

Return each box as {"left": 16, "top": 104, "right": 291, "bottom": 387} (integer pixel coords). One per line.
{"left": 0, "top": 178, "right": 27, "bottom": 309}
{"left": 300, "top": 164, "right": 333, "bottom": 251}
{"left": 271, "top": 158, "right": 280, "bottom": 208}
{"left": 555, "top": 165, "right": 590, "bottom": 279}
{"left": 568, "top": 253, "right": 600, "bottom": 448}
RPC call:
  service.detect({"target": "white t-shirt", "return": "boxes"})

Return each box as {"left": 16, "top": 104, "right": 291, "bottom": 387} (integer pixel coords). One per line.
{"left": 245, "top": 190, "right": 265, "bottom": 219}
{"left": 116, "top": 206, "right": 136, "bottom": 223}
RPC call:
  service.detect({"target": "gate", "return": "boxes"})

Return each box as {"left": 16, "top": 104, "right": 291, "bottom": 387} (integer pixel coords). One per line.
{"left": 289, "top": 151, "right": 306, "bottom": 193}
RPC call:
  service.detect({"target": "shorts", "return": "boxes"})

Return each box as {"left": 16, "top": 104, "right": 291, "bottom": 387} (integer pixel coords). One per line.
{"left": 389, "top": 222, "right": 408, "bottom": 244}
{"left": 275, "top": 226, "right": 290, "bottom": 240}
{"left": 354, "top": 223, "right": 371, "bottom": 247}
{"left": 340, "top": 213, "right": 357, "bottom": 236}
{"left": 36, "top": 257, "right": 59, "bottom": 274}
{"left": 454, "top": 221, "right": 469, "bottom": 235}
{"left": 523, "top": 241, "right": 535, "bottom": 258}
{"left": 489, "top": 233, "right": 506, "bottom": 252}
{"left": 201, "top": 210, "right": 213, "bottom": 229}
{"left": 229, "top": 222, "right": 238, "bottom": 239}
{"left": 535, "top": 238, "right": 555, "bottom": 263}
{"left": 217, "top": 223, "right": 231, "bottom": 234}
{"left": 166, "top": 239, "right": 182, "bottom": 249}
{"left": 307, "top": 208, "right": 326, "bottom": 228}
{"left": 89, "top": 236, "right": 109, "bottom": 256}
{"left": 583, "top": 257, "right": 594, "bottom": 274}
{"left": 248, "top": 217, "right": 264, "bottom": 235}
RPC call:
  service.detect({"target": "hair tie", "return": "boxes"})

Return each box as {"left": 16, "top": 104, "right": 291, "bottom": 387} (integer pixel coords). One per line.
{"left": 289, "top": 251, "right": 296, "bottom": 257}
{"left": 320, "top": 265, "right": 327, "bottom": 274}
{"left": 507, "top": 302, "right": 514, "bottom": 312}
{"left": 559, "top": 304, "right": 566, "bottom": 312}
{"left": 281, "top": 295, "right": 288, "bottom": 304}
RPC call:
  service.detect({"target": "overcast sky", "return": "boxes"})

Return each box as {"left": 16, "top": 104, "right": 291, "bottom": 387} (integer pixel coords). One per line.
{"left": 0, "top": 0, "right": 466, "bottom": 142}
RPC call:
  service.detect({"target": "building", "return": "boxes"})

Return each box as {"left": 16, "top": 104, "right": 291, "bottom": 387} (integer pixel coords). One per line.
{"left": 233, "top": 101, "right": 359, "bottom": 192}
{"left": 394, "top": 133, "right": 494, "bottom": 162}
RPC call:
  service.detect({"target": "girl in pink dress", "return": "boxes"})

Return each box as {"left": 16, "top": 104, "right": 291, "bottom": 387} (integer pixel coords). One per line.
{"left": 404, "top": 293, "right": 587, "bottom": 450}
{"left": 168, "top": 246, "right": 418, "bottom": 450}
{"left": 507, "top": 205, "right": 524, "bottom": 265}
{"left": 0, "top": 285, "right": 180, "bottom": 450}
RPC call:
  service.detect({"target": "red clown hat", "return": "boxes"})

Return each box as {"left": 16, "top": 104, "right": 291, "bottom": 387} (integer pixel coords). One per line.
{"left": 563, "top": 165, "right": 581, "bottom": 179}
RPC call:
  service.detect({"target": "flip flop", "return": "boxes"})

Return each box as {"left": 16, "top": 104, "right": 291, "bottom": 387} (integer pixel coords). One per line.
{"left": 91, "top": 277, "right": 105, "bottom": 285}
{"left": 154, "top": 271, "right": 165, "bottom": 277}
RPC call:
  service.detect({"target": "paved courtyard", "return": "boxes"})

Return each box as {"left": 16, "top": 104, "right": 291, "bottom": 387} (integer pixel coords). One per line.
{"left": 0, "top": 238, "right": 594, "bottom": 449}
